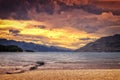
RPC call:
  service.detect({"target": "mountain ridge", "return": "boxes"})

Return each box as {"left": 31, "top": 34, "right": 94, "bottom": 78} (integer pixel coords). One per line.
{"left": 0, "top": 39, "right": 72, "bottom": 52}
{"left": 76, "top": 34, "right": 120, "bottom": 52}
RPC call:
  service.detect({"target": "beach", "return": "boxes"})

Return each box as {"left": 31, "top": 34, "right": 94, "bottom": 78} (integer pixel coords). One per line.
{"left": 0, "top": 69, "right": 120, "bottom": 80}
{"left": 0, "top": 52, "right": 119, "bottom": 80}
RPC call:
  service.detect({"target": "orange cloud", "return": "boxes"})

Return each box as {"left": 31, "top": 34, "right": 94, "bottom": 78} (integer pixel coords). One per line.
{"left": 94, "top": 0, "right": 120, "bottom": 10}
{"left": 0, "top": 0, "right": 120, "bottom": 49}
{"left": 0, "top": 19, "right": 98, "bottom": 49}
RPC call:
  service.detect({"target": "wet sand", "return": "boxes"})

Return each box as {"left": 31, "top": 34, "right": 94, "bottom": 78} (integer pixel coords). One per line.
{"left": 0, "top": 62, "right": 120, "bottom": 80}
{"left": 0, "top": 61, "right": 120, "bottom": 74}
{"left": 0, "top": 69, "right": 120, "bottom": 80}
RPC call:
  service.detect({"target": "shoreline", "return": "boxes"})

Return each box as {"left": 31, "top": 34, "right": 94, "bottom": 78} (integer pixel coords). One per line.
{"left": 0, "top": 62, "right": 120, "bottom": 74}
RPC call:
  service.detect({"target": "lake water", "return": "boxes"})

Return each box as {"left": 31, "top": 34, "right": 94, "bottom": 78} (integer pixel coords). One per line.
{"left": 0, "top": 52, "right": 120, "bottom": 69}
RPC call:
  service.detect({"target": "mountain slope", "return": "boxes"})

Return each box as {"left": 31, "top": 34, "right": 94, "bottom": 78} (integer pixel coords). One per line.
{"left": 0, "top": 45, "right": 23, "bottom": 52}
{"left": 0, "top": 39, "right": 72, "bottom": 52}
{"left": 76, "top": 34, "right": 120, "bottom": 52}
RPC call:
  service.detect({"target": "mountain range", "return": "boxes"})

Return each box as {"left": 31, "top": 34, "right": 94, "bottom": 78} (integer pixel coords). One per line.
{"left": 0, "top": 34, "right": 120, "bottom": 52}
{"left": 0, "top": 39, "right": 72, "bottom": 52}
{"left": 76, "top": 34, "right": 120, "bottom": 52}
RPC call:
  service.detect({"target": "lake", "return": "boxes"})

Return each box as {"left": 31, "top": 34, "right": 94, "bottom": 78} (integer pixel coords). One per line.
{"left": 0, "top": 52, "right": 120, "bottom": 69}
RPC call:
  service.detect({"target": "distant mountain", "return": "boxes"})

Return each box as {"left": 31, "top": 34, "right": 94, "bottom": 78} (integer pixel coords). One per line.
{"left": 76, "top": 34, "right": 120, "bottom": 52}
{"left": 0, "top": 39, "right": 72, "bottom": 52}
{"left": 0, "top": 45, "right": 23, "bottom": 52}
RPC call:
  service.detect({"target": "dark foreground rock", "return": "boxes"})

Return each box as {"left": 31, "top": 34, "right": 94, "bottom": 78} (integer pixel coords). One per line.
{"left": 36, "top": 61, "right": 45, "bottom": 66}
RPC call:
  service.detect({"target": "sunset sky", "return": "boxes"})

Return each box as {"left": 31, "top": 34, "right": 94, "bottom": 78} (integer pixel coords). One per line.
{"left": 0, "top": 0, "right": 120, "bottom": 49}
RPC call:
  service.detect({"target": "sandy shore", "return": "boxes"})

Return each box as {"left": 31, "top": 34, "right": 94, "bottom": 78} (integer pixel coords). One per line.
{"left": 0, "top": 69, "right": 120, "bottom": 80}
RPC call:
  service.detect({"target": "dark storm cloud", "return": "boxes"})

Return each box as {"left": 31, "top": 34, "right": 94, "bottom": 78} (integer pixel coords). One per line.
{"left": 83, "top": 6, "right": 120, "bottom": 16}
{"left": 54, "top": 0, "right": 120, "bottom": 15}
{"left": 79, "top": 38, "right": 91, "bottom": 40}
{"left": 0, "top": 0, "right": 120, "bottom": 20}
{"left": 0, "top": 0, "right": 54, "bottom": 19}
{"left": 26, "top": 24, "right": 46, "bottom": 29}
{"left": 0, "top": 0, "right": 30, "bottom": 19}
{"left": 9, "top": 29, "right": 20, "bottom": 35}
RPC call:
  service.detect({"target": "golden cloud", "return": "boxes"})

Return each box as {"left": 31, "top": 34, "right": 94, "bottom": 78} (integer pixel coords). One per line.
{"left": 0, "top": 19, "right": 98, "bottom": 49}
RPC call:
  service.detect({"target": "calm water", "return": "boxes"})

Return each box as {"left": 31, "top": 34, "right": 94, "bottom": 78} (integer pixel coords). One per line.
{"left": 0, "top": 52, "right": 120, "bottom": 66}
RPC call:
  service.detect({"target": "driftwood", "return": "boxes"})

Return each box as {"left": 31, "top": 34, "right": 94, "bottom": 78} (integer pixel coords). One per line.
{"left": 4, "top": 61, "right": 45, "bottom": 74}
{"left": 6, "top": 70, "right": 24, "bottom": 74}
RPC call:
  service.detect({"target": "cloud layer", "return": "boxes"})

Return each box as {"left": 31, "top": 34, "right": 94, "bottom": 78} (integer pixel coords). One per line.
{"left": 0, "top": 0, "right": 120, "bottom": 19}
{"left": 0, "top": 0, "right": 120, "bottom": 49}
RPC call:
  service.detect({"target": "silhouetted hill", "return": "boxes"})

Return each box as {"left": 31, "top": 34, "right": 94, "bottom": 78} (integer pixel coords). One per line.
{"left": 76, "top": 34, "right": 120, "bottom": 52}
{"left": 0, "top": 45, "right": 23, "bottom": 52}
{"left": 0, "top": 39, "right": 72, "bottom": 52}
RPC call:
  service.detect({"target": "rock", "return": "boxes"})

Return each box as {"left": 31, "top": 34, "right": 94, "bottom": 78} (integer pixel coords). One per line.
{"left": 36, "top": 61, "right": 45, "bottom": 66}
{"left": 29, "top": 65, "right": 38, "bottom": 70}
{"left": 22, "top": 64, "right": 38, "bottom": 71}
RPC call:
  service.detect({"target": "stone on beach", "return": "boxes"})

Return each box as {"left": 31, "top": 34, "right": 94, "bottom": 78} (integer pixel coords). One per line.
{"left": 36, "top": 61, "right": 45, "bottom": 66}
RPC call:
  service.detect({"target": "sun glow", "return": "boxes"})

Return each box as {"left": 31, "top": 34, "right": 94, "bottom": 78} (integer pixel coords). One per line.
{"left": 0, "top": 19, "right": 98, "bottom": 49}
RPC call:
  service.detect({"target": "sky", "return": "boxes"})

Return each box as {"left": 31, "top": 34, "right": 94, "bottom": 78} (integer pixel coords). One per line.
{"left": 0, "top": 0, "right": 120, "bottom": 49}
